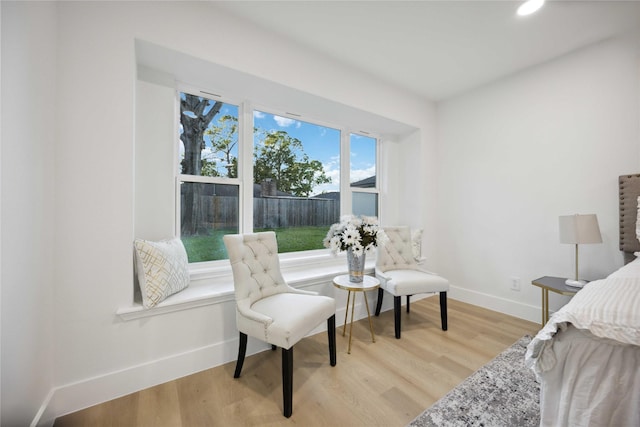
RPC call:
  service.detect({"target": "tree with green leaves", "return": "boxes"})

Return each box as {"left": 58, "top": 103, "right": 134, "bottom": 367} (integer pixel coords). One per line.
{"left": 254, "top": 130, "right": 331, "bottom": 197}
{"left": 204, "top": 114, "right": 238, "bottom": 178}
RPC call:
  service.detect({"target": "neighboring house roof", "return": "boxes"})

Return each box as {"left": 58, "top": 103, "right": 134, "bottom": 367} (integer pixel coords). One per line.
{"left": 311, "top": 175, "right": 376, "bottom": 200}
{"left": 312, "top": 191, "right": 339, "bottom": 201}
{"left": 351, "top": 176, "right": 376, "bottom": 188}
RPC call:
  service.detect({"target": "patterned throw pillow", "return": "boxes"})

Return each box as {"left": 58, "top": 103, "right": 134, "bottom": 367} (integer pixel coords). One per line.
{"left": 134, "top": 238, "right": 190, "bottom": 308}
{"left": 411, "top": 228, "right": 423, "bottom": 261}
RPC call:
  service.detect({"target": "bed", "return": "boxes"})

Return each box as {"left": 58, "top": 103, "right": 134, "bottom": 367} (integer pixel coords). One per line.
{"left": 525, "top": 174, "right": 640, "bottom": 427}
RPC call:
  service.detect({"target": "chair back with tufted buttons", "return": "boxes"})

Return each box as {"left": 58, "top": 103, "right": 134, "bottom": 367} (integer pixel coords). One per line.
{"left": 374, "top": 225, "right": 449, "bottom": 338}
{"left": 376, "top": 226, "right": 419, "bottom": 273}
{"left": 223, "top": 231, "right": 337, "bottom": 418}
{"left": 224, "top": 231, "right": 291, "bottom": 305}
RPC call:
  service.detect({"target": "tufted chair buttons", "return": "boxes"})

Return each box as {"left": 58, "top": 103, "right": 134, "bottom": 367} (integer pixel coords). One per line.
{"left": 375, "top": 225, "right": 449, "bottom": 338}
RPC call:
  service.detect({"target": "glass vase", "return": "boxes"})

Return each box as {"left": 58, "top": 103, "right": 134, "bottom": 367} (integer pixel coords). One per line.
{"left": 347, "top": 247, "right": 366, "bottom": 282}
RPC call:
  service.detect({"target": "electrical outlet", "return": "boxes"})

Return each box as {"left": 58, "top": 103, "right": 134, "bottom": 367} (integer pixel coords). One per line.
{"left": 510, "top": 277, "right": 521, "bottom": 291}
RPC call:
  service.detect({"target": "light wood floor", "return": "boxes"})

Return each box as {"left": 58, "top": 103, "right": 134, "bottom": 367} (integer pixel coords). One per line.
{"left": 55, "top": 297, "right": 539, "bottom": 427}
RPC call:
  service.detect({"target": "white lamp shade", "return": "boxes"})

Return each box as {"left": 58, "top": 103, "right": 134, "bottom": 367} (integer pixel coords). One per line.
{"left": 559, "top": 214, "right": 603, "bottom": 244}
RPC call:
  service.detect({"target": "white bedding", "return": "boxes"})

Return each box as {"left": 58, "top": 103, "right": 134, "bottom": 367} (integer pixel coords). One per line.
{"left": 525, "top": 258, "right": 640, "bottom": 426}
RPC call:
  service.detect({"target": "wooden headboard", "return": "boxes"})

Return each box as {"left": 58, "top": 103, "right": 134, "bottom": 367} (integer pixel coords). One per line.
{"left": 619, "top": 174, "right": 640, "bottom": 263}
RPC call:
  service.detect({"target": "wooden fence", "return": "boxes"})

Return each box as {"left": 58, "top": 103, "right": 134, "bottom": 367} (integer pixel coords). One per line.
{"left": 182, "top": 195, "right": 339, "bottom": 231}
{"left": 254, "top": 197, "right": 339, "bottom": 228}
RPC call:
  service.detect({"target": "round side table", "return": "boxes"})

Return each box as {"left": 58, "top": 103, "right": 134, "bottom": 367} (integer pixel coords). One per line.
{"left": 332, "top": 274, "right": 380, "bottom": 354}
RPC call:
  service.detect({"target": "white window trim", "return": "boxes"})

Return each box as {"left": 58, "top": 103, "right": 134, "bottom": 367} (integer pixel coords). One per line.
{"left": 240, "top": 100, "right": 253, "bottom": 231}
{"left": 178, "top": 174, "right": 242, "bottom": 185}
{"left": 351, "top": 187, "right": 379, "bottom": 194}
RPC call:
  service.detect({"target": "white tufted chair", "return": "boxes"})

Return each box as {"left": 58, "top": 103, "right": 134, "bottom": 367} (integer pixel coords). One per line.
{"left": 223, "top": 231, "right": 336, "bottom": 418}
{"left": 374, "top": 226, "right": 449, "bottom": 339}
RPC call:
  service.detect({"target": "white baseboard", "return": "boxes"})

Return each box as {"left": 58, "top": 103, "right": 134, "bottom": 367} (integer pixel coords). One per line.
{"left": 31, "top": 389, "right": 55, "bottom": 427}
{"left": 32, "top": 289, "right": 537, "bottom": 426}
{"left": 449, "top": 285, "right": 541, "bottom": 325}
{"left": 36, "top": 336, "right": 249, "bottom": 426}
{"left": 33, "top": 300, "right": 376, "bottom": 426}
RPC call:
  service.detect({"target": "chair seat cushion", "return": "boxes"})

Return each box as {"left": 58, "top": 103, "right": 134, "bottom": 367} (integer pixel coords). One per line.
{"left": 381, "top": 269, "right": 449, "bottom": 296}
{"left": 248, "top": 293, "right": 335, "bottom": 349}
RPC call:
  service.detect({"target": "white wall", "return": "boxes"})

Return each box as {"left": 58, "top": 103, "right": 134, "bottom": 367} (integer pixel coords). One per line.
{"left": 0, "top": 2, "right": 436, "bottom": 425}
{"left": 436, "top": 37, "right": 640, "bottom": 321}
{"left": 1, "top": 2, "right": 57, "bottom": 425}
{"left": 135, "top": 80, "right": 176, "bottom": 241}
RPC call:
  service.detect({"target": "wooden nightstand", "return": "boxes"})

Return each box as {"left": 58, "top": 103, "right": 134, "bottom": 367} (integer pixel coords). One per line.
{"left": 531, "top": 276, "right": 581, "bottom": 326}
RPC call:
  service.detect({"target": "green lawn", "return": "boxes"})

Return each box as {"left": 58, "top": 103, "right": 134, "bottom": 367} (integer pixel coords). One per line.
{"left": 181, "top": 226, "right": 329, "bottom": 263}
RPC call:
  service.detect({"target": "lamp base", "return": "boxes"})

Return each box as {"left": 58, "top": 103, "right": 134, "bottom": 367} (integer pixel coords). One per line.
{"left": 565, "top": 279, "right": 587, "bottom": 288}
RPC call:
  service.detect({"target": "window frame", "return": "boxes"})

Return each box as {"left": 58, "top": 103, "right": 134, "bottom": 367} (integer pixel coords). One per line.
{"left": 175, "top": 87, "right": 381, "bottom": 268}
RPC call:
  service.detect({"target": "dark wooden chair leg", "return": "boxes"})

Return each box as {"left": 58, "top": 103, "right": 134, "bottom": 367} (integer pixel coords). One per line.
{"left": 394, "top": 296, "right": 402, "bottom": 339}
{"left": 406, "top": 295, "right": 411, "bottom": 313}
{"left": 282, "top": 347, "right": 293, "bottom": 418}
{"left": 234, "top": 332, "right": 248, "bottom": 378}
{"left": 327, "top": 315, "right": 336, "bottom": 366}
{"left": 375, "top": 287, "right": 384, "bottom": 316}
{"left": 440, "top": 291, "right": 448, "bottom": 331}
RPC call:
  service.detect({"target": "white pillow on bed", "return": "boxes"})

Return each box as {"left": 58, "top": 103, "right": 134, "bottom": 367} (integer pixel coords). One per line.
{"left": 134, "top": 238, "right": 190, "bottom": 308}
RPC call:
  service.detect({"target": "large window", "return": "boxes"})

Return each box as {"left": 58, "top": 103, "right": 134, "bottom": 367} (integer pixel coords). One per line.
{"left": 178, "top": 91, "right": 378, "bottom": 263}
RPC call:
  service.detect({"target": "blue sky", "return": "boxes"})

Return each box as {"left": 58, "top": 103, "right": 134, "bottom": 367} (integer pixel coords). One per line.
{"left": 253, "top": 110, "right": 376, "bottom": 196}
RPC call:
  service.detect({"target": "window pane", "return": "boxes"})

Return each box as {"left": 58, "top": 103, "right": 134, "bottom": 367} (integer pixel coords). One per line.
{"left": 352, "top": 192, "right": 378, "bottom": 217}
{"left": 253, "top": 111, "right": 340, "bottom": 253}
{"left": 179, "top": 92, "right": 238, "bottom": 178}
{"left": 180, "top": 182, "right": 238, "bottom": 262}
{"left": 350, "top": 134, "right": 376, "bottom": 188}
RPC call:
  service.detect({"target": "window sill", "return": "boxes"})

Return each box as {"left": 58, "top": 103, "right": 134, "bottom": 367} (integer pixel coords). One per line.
{"left": 116, "top": 253, "right": 374, "bottom": 321}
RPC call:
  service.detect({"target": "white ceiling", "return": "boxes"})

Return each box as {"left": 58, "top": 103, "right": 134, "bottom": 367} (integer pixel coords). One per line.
{"left": 214, "top": 1, "right": 640, "bottom": 101}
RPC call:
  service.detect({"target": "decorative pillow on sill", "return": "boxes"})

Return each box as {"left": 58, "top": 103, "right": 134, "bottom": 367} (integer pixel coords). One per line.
{"left": 134, "top": 238, "right": 190, "bottom": 308}
{"left": 411, "top": 228, "right": 423, "bottom": 261}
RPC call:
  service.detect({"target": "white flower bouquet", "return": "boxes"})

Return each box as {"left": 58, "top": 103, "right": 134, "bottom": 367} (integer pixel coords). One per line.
{"left": 323, "top": 215, "right": 379, "bottom": 258}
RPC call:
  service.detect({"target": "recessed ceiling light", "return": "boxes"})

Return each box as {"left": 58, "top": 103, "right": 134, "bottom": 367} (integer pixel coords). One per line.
{"left": 517, "top": 0, "right": 545, "bottom": 16}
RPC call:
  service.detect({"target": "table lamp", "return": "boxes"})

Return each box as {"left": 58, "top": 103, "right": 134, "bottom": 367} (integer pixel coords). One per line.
{"left": 559, "top": 214, "right": 602, "bottom": 288}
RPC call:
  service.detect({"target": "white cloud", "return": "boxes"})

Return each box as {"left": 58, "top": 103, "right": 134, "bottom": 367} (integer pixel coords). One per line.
{"left": 310, "top": 158, "right": 340, "bottom": 196}
{"left": 273, "top": 115, "right": 297, "bottom": 127}
{"left": 350, "top": 165, "right": 375, "bottom": 183}
{"left": 253, "top": 111, "right": 265, "bottom": 119}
